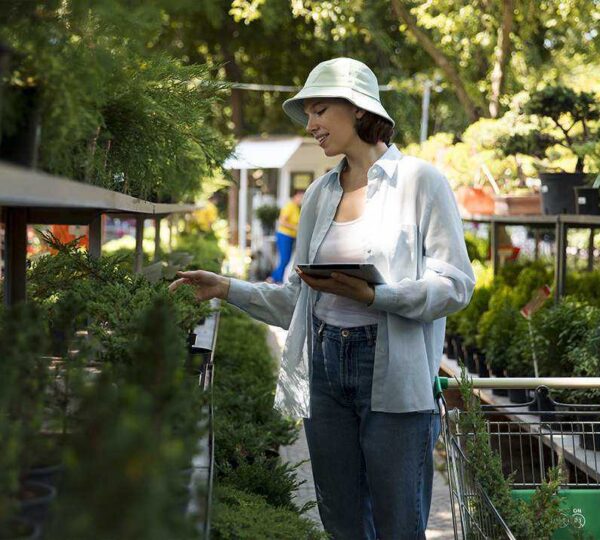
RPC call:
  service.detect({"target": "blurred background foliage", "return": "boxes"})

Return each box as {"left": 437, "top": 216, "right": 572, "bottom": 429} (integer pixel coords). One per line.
{"left": 1, "top": 0, "right": 599, "bottom": 196}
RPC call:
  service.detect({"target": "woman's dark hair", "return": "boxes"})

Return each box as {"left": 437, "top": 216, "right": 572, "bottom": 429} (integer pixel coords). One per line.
{"left": 355, "top": 110, "right": 395, "bottom": 145}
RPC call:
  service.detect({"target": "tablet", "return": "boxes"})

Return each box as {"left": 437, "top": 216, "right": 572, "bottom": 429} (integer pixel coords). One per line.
{"left": 297, "top": 263, "right": 386, "bottom": 284}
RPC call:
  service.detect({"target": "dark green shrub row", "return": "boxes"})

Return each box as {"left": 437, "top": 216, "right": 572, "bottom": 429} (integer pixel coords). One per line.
{"left": 212, "top": 485, "right": 326, "bottom": 540}
{"left": 0, "top": 296, "right": 206, "bottom": 538}
{"left": 211, "top": 306, "right": 327, "bottom": 538}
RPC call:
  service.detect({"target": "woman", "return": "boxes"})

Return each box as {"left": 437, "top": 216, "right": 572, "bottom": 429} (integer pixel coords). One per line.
{"left": 169, "top": 57, "right": 475, "bottom": 539}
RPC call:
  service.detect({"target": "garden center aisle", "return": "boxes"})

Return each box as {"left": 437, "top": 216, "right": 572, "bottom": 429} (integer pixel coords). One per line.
{"left": 266, "top": 325, "right": 454, "bottom": 539}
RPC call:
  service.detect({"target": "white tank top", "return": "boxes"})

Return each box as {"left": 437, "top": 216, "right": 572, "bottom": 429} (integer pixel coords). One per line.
{"left": 313, "top": 214, "right": 380, "bottom": 327}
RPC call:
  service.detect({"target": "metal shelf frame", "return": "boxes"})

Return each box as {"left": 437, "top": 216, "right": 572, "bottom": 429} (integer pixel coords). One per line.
{"left": 463, "top": 213, "right": 600, "bottom": 302}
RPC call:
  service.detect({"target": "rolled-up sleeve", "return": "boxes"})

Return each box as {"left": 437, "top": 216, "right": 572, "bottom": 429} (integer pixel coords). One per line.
{"left": 370, "top": 176, "right": 475, "bottom": 323}
{"left": 226, "top": 259, "right": 302, "bottom": 330}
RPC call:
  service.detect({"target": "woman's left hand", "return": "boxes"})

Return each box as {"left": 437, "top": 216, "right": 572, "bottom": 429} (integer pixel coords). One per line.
{"left": 295, "top": 267, "right": 375, "bottom": 306}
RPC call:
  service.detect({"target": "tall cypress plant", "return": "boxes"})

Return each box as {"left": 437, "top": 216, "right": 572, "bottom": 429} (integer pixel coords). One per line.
{"left": 47, "top": 296, "right": 204, "bottom": 539}
{"left": 457, "top": 368, "right": 566, "bottom": 538}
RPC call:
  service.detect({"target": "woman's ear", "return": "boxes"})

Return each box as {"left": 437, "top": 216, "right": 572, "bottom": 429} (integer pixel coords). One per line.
{"left": 355, "top": 107, "right": 366, "bottom": 120}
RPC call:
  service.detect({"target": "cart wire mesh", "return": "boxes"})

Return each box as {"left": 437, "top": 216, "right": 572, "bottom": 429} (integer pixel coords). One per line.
{"left": 436, "top": 378, "right": 600, "bottom": 540}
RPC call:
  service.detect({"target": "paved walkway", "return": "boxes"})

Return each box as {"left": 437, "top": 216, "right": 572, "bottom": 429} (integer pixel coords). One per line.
{"left": 267, "top": 324, "right": 455, "bottom": 538}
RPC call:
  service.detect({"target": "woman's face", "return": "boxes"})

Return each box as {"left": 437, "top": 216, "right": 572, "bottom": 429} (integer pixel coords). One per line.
{"left": 303, "top": 98, "right": 364, "bottom": 156}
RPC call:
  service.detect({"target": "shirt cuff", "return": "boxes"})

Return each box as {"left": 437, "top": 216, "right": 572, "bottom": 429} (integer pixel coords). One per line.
{"left": 226, "top": 277, "right": 253, "bottom": 308}
{"left": 369, "top": 283, "right": 396, "bottom": 313}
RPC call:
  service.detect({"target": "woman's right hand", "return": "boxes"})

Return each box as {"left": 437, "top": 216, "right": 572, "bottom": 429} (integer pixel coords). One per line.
{"left": 168, "top": 269, "right": 231, "bottom": 302}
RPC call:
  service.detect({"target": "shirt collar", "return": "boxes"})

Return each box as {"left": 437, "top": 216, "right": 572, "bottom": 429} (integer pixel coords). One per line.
{"left": 328, "top": 143, "right": 402, "bottom": 186}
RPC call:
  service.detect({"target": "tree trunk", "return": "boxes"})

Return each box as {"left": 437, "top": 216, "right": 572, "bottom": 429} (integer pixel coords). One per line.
{"left": 390, "top": 0, "right": 482, "bottom": 123}
{"left": 489, "top": 0, "right": 514, "bottom": 118}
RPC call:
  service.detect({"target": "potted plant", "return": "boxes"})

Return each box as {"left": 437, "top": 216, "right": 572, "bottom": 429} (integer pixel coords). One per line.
{"left": 457, "top": 369, "right": 566, "bottom": 538}
{"left": 500, "top": 85, "right": 600, "bottom": 214}
{"left": 477, "top": 285, "right": 516, "bottom": 395}
{"left": 493, "top": 191, "right": 542, "bottom": 216}
{"left": 254, "top": 204, "right": 280, "bottom": 236}
{"left": 561, "top": 324, "right": 600, "bottom": 451}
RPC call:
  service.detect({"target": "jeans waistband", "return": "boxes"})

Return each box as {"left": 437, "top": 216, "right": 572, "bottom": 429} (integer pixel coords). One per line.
{"left": 312, "top": 313, "right": 378, "bottom": 344}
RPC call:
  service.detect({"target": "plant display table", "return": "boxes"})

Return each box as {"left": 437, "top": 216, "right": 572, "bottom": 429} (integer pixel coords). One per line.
{"left": 0, "top": 161, "right": 199, "bottom": 305}
{"left": 462, "top": 213, "right": 600, "bottom": 301}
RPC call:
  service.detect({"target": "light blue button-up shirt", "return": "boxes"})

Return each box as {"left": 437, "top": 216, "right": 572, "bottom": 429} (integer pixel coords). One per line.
{"left": 227, "top": 144, "right": 475, "bottom": 418}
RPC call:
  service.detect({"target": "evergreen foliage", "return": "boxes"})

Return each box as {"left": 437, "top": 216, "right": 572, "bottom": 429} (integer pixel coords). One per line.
{"left": 500, "top": 86, "right": 600, "bottom": 173}
{"left": 457, "top": 368, "right": 565, "bottom": 538}
{"left": 0, "top": 0, "right": 232, "bottom": 201}
{"left": 212, "top": 485, "right": 328, "bottom": 540}
{"left": 476, "top": 262, "right": 552, "bottom": 375}
{"left": 27, "top": 232, "right": 210, "bottom": 366}
{"left": 46, "top": 296, "right": 205, "bottom": 539}
{"left": 211, "top": 305, "right": 323, "bottom": 535}
{"left": 0, "top": 303, "right": 50, "bottom": 475}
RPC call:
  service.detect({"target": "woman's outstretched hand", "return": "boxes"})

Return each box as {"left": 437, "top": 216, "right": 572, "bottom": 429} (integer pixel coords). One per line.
{"left": 296, "top": 267, "right": 375, "bottom": 306}
{"left": 168, "top": 269, "right": 231, "bottom": 302}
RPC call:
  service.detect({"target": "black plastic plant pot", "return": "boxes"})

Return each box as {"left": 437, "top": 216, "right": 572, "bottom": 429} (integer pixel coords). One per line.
{"left": 508, "top": 388, "right": 529, "bottom": 404}
{"left": 50, "top": 329, "right": 67, "bottom": 358}
{"left": 489, "top": 368, "right": 509, "bottom": 396}
{"left": 475, "top": 351, "right": 490, "bottom": 378}
{"left": 0, "top": 517, "right": 41, "bottom": 540}
{"left": 465, "top": 346, "right": 477, "bottom": 374}
{"left": 18, "top": 481, "right": 56, "bottom": 528}
{"left": 445, "top": 334, "right": 456, "bottom": 360}
{"left": 578, "top": 413, "right": 600, "bottom": 452}
{"left": 454, "top": 335, "right": 465, "bottom": 363}
{"left": 574, "top": 186, "right": 600, "bottom": 215}
{"left": 539, "top": 172, "right": 588, "bottom": 214}
{"left": 24, "top": 464, "right": 64, "bottom": 489}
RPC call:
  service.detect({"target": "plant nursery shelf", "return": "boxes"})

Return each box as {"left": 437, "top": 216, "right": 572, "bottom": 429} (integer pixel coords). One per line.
{"left": 440, "top": 356, "right": 600, "bottom": 482}
{"left": 462, "top": 213, "right": 600, "bottom": 302}
{"left": 463, "top": 213, "right": 600, "bottom": 227}
{"left": 0, "top": 161, "right": 198, "bottom": 221}
{"left": 0, "top": 160, "right": 201, "bottom": 305}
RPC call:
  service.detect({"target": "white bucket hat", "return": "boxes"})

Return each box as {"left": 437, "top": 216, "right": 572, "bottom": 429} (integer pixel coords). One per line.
{"left": 282, "top": 57, "right": 395, "bottom": 128}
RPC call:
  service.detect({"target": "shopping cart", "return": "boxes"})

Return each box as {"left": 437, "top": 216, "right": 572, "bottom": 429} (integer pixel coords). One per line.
{"left": 434, "top": 376, "right": 600, "bottom": 539}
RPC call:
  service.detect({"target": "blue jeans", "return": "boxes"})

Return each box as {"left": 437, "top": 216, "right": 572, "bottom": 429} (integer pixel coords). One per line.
{"left": 270, "top": 231, "right": 295, "bottom": 283}
{"left": 304, "top": 314, "right": 441, "bottom": 540}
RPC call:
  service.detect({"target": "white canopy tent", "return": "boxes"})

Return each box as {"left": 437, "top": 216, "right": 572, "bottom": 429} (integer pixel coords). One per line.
{"left": 223, "top": 135, "right": 339, "bottom": 252}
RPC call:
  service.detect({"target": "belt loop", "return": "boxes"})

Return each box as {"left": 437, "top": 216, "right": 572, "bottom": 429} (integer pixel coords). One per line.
{"left": 317, "top": 321, "right": 326, "bottom": 342}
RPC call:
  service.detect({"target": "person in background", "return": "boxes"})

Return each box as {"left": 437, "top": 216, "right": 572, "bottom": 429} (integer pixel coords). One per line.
{"left": 268, "top": 188, "right": 305, "bottom": 284}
